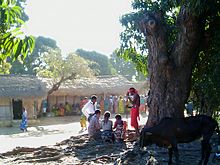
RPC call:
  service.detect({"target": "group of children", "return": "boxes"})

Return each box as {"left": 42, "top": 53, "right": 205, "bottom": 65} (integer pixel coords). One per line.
{"left": 87, "top": 109, "right": 127, "bottom": 142}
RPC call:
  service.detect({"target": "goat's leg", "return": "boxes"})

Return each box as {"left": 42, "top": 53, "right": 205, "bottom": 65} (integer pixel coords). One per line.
{"left": 173, "top": 146, "right": 179, "bottom": 165}
{"left": 198, "top": 141, "right": 205, "bottom": 165}
{"left": 203, "top": 142, "right": 211, "bottom": 165}
{"left": 168, "top": 148, "right": 173, "bottom": 165}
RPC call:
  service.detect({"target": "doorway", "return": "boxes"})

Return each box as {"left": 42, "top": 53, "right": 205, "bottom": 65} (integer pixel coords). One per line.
{"left": 12, "top": 99, "right": 22, "bottom": 119}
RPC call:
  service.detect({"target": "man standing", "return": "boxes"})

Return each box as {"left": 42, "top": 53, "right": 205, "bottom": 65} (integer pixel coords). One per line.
{"left": 82, "top": 95, "right": 97, "bottom": 122}
{"left": 126, "top": 87, "right": 140, "bottom": 137}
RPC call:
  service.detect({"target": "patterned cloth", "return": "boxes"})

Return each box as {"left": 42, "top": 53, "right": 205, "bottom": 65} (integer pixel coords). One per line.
{"left": 101, "top": 130, "right": 114, "bottom": 142}
{"left": 20, "top": 110, "right": 27, "bottom": 131}
{"left": 88, "top": 114, "right": 101, "bottom": 140}
{"left": 114, "top": 120, "right": 127, "bottom": 141}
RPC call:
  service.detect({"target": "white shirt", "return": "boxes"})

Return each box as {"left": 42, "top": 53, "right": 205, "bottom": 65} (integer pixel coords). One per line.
{"left": 82, "top": 100, "right": 97, "bottom": 118}
{"left": 101, "top": 120, "right": 113, "bottom": 131}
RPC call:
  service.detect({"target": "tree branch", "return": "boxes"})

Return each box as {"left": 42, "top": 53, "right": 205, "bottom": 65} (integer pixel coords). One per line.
{"left": 47, "top": 73, "right": 76, "bottom": 95}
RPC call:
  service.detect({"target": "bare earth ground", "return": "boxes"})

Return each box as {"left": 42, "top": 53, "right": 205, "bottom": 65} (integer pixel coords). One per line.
{"left": 0, "top": 114, "right": 220, "bottom": 165}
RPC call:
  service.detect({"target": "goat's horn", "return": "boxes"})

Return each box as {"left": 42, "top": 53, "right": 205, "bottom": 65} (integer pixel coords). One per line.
{"left": 145, "top": 132, "right": 152, "bottom": 135}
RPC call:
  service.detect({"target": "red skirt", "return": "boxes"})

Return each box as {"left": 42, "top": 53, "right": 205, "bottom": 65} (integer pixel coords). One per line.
{"left": 130, "top": 107, "right": 139, "bottom": 129}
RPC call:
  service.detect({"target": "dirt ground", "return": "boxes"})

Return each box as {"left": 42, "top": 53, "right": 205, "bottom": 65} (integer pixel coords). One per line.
{"left": 0, "top": 114, "right": 220, "bottom": 165}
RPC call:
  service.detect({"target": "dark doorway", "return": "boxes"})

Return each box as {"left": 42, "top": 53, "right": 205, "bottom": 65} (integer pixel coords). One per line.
{"left": 12, "top": 99, "right": 22, "bottom": 119}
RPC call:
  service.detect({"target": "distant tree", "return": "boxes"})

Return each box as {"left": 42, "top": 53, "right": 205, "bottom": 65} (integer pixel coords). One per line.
{"left": 0, "top": 0, "right": 34, "bottom": 62}
{"left": 36, "top": 49, "right": 95, "bottom": 95}
{"left": 119, "top": 0, "right": 220, "bottom": 126}
{"left": 9, "top": 36, "right": 58, "bottom": 75}
{"left": 76, "top": 49, "right": 114, "bottom": 75}
{"left": 110, "top": 52, "right": 145, "bottom": 81}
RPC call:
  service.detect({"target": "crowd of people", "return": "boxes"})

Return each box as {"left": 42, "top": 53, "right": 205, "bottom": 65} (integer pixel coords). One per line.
{"left": 82, "top": 87, "right": 143, "bottom": 142}
{"left": 49, "top": 93, "right": 148, "bottom": 118}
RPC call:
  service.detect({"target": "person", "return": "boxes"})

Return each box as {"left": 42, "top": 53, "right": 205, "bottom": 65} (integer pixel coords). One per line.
{"left": 65, "top": 102, "right": 71, "bottom": 116}
{"left": 80, "top": 97, "right": 88, "bottom": 131}
{"left": 118, "top": 95, "right": 125, "bottom": 114}
{"left": 99, "top": 96, "right": 105, "bottom": 114}
{"left": 20, "top": 107, "right": 28, "bottom": 132}
{"left": 113, "top": 114, "right": 127, "bottom": 142}
{"left": 101, "top": 111, "right": 114, "bottom": 143}
{"left": 59, "top": 103, "right": 65, "bottom": 116}
{"left": 88, "top": 109, "right": 101, "bottom": 140}
{"left": 42, "top": 99, "right": 48, "bottom": 116}
{"left": 82, "top": 95, "right": 97, "bottom": 122}
{"left": 139, "top": 95, "right": 146, "bottom": 113}
{"left": 104, "top": 96, "right": 109, "bottom": 112}
{"left": 126, "top": 87, "right": 140, "bottom": 137}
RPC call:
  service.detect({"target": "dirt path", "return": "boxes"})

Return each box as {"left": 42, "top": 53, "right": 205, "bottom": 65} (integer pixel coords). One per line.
{"left": 0, "top": 114, "right": 147, "bottom": 154}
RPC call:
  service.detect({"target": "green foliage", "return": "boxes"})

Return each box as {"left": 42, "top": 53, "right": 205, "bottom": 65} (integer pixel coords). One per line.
{"left": 120, "top": 0, "right": 220, "bottom": 114}
{"left": 36, "top": 48, "right": 94, "bottom": 81}
{"left": 191, "top": 30, "right": 220, "bottom": 115}
{"left": 75, "top": 49, "right": 114, "bottom": 76}
{"left": 0, "top": 0, "right": 34, "bottom": 63}
{"left": 9, "top": 36, "right": 58, "bottom": 75}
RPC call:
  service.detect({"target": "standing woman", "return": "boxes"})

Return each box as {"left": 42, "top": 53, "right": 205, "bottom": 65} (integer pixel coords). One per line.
{"left": 20, "top": 107, "right": 28, "bottom": 132}
{"left": 126, "top": 87, "right": 140, "bottom": 137}
{"left": 118, "top": 96, "right": 125, "bottom": 114}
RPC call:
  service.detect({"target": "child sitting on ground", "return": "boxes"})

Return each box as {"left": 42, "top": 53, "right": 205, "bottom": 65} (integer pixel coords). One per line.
{"left": 113, "top": 114, "right": 127, "bottom": 142}
{"left": 101, "top": 111, "right": 114, "bottom": 143}
{"left": 88, "top": 109, "right": 101, "bottom": 140}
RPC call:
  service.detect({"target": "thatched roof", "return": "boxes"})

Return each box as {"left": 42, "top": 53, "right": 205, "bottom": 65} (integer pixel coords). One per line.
{"left": 42, "top": 75, "right": 149, "bottom": 96}
{"left": 0, "top": 75, "right": 47, "bottom": 98}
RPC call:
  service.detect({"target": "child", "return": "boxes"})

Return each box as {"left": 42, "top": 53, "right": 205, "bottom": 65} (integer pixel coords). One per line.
{"left": 101, "top": 111, "right": 114, "bottom": 143}
{"left": 113, "top": 114, "right": 127, "bottom": 142}
{"left": 20, "top": 107, "right": 28, "bottom": 132}
{"left": 88, "top": 109, "right": 101, "bottom": 140}
{"left": 80, "top": 114, "right": 87, "bottom": 131}
{"left": 80, "top": 97, "right": 88, "bottom": 131}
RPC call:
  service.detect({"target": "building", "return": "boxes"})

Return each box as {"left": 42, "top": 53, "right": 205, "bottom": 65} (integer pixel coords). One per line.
{"left": 0, "top": 75, "right": 46, "bottom": 126}
{"left": 42, "top": 75, "right": 148, "bottom": 110}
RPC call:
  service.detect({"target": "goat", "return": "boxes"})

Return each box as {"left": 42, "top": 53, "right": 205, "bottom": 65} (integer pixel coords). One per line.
{"left": 140, "top": 115, "right": 220, "bottom": 165}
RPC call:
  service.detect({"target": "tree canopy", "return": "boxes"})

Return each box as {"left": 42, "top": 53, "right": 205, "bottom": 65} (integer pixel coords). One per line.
{"left": 36, "top": 49, "right": 95, "bottom": 95}
{"left": 76, "top": 49, "right": 114, "bottom": 76}
{"left": 119, "top": 0, "right": 220, "bottom": 123}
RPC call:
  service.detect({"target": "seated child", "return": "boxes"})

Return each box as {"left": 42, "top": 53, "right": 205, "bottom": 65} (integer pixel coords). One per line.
{"left": 101, "top": 111, "right": 114, "bottom": 143}
{"left": 113, "top": 114, "right": 127, "bottom": 142}
{"left": 88, "top": 109, "right": 101, "bottom": 140}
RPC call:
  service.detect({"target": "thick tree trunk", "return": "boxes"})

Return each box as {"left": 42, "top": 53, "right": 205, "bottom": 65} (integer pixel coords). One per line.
{"left": 140, "top": 8, "right": 201, "bottom": 126}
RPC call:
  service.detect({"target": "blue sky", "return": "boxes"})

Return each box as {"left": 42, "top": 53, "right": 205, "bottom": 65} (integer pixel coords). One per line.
{"left": 23, "top": 0, "right": 132, "bottom": 56}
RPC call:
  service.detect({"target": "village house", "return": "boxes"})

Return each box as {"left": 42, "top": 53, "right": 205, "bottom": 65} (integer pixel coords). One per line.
{"left": 0, "top": 75, "right": 46, "bottom": 127}
{"left": 42, "top": 75, "right": 148, "bottom": 112}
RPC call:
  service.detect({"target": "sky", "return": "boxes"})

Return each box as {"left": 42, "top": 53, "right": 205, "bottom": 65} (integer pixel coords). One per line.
{"left": 23, "top": 0, "right": 132, "bottom": 56}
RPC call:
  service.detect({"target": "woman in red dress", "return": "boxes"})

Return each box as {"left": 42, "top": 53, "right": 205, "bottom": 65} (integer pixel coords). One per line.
{"left": 126, "top": 87, "right": 140, "bottom": 137}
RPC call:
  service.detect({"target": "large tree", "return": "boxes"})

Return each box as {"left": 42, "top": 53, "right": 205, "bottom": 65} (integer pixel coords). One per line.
{"left": 119, "top": 0, "right": 220, "bottom": 126}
